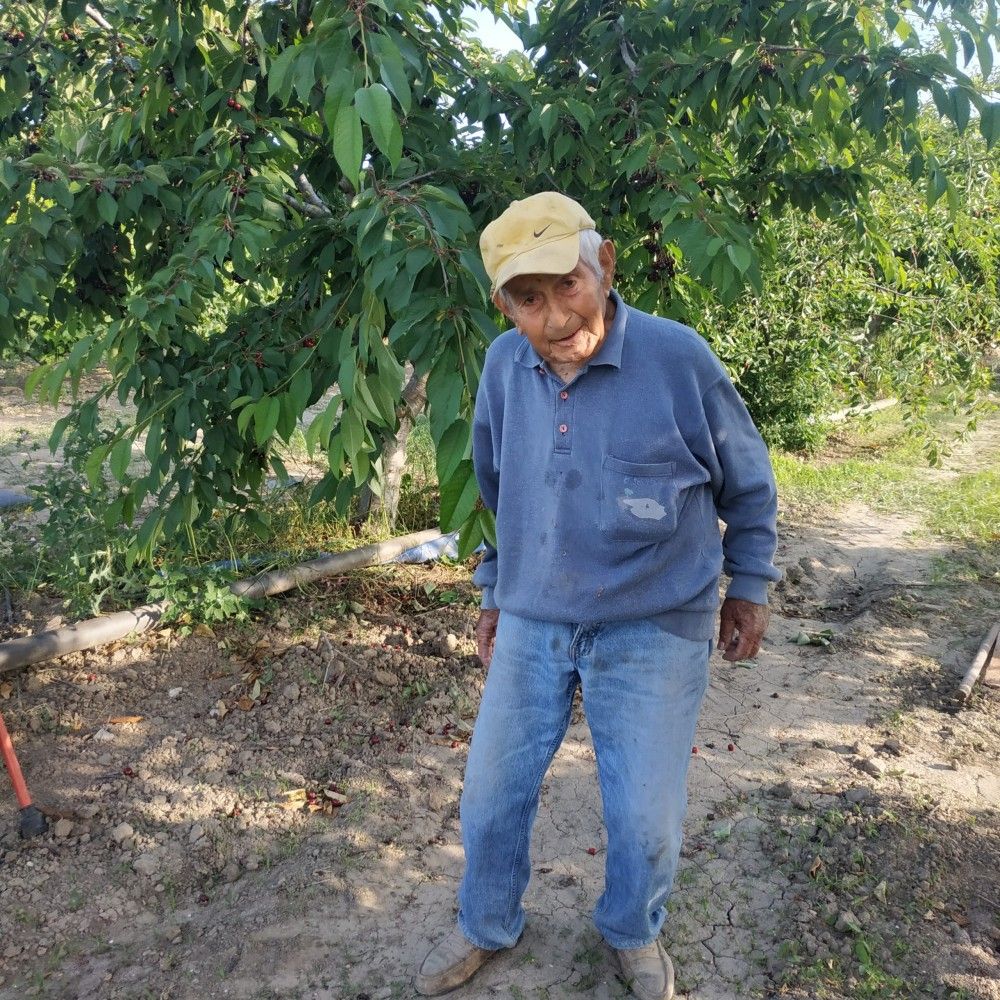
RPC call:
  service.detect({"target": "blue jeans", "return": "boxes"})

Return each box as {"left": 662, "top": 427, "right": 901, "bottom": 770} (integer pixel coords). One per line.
{"left": 457, "top": 613, "right": 711, "bottom": 951}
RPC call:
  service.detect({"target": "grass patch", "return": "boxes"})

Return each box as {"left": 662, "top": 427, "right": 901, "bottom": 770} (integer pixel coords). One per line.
{"left": 773, "top": 404, "right": 1000, "bottom": 545}
{"left": 925, "top": 470, "right": 1000, "bottom": 542}
{"left": 772, "top": 453, "right": 912, "bottom": 509}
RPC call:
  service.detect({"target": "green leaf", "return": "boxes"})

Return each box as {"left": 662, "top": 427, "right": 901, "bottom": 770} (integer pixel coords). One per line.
{"left": 109, "top": 438, "right": 132, "bottom": 483}
{"left": 435, "top": 418, "right": 470, "bottom": 484}
{"left": 726, "top": 243, "right": 752, "bottom": 273}
{"left": 480, "top": 508, "right": 496, "bottom": 548}
{"left": 539, "top": 103, "right": 559, "bottom": 142}
{"left": 237, "top": 403, "right": 255, "bottom": 436}
{"left": 144, "top": 164, "right": 169, "bottom": 185}
{"left": 322, "top": 67, "right": 355, "bottom": 134}
{"left": 84, "top": 444, "right": 110, "bottom": 490}
{"left": 340, "top": 405, "right": 365, "bottom": 460}
{"left": 950, "top": 87, "right": 970, "bottom": 133}
{"left": 439, "top": 459, "right": 479, "bottom": 533}
{"left": 97, "top": 190, "right": 117, "bottom": 225}
{"left": 333, "top": 103, "right": 363, "bottom": 186}
{"left": 371, "top": 33, "right": 411, "bottom": 114}
{"left": 288, "top": 368, "right": 312, "bottom": 415}
{"left": 457, "top": 508, "right": 485, "bottom": 560}
{"left": 23, "top": 364, "right": 49, "bottom": 400}
{"left": 254, "top": 396, "right": 280, "bottom": 446}
{"left": 268, "top": 44, "right": 299, "bottom": 103}
{"left": 980, "top": 102, "right": 1000, "bottom": 150}
{"left": 355, "top": 84, "right": 400, "bottom": 168}
{"left": 926, "top": 168, "right": 947, "bottom": 208}
{"left": 30, "top": 213, "right": 53, "bottom": 237}
{"left": 293, "top": 47, "right": 317, "bottom": 104}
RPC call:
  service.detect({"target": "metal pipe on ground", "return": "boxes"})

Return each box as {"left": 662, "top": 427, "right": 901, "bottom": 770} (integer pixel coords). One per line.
{"left": 956, "top": 622, "right": 1000, "bottom": 702}
{"left": 0, "top": 528, "right": 443, "bottom": 676}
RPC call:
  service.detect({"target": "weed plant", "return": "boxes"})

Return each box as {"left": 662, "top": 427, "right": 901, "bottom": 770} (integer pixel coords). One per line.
{"left": 0, "top": 416, "right": 442, "bottom": 621}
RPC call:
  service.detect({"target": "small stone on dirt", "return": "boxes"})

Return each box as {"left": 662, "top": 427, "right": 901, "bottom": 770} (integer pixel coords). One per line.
{"left": 853, "top": 756, "right": 885, "bottom": 778}
{"left": 53, "top": 818, "right": 74, "bottom": 838}
{"left": 281, "top": 682, "right": 300, "bottom": 702}
{"left": 112, "top": 822, "right": 134, "bottom": 844}
{"left": 438, "top": 633, "right": 459, "bottom": 657}
{"left": 845, "top": 786, "right": 873, "bottom": 804}
{"left": 374, "top": 669, "right": 398, "bottom": 687}
{"left": 167, "top": 687, "right": 183, "bottom": 699}
{"left": 133, "top": 854, "right": 159, "bottom": 877}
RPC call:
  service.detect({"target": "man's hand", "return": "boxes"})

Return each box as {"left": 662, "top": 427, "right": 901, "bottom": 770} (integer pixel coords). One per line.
{"left": 718, "top": 597, "right": 769, "bottom": 662}
{"left": 475, "top": 609, "right": 500, "bottom": 667}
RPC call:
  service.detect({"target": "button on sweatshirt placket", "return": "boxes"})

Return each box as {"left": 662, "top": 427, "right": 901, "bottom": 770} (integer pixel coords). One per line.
{"left": 554, "top": 384, "right": 574, "bottom": 454}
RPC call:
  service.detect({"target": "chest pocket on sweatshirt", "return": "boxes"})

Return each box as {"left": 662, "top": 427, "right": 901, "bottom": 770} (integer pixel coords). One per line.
{"left": 599, "top": 456, "right": 678, "bottom": 541}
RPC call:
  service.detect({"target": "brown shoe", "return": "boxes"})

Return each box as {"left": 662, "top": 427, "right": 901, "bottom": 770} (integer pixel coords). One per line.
{"left": 415, "top": 926, "right": 499, "bottom": 996}
{"left": 614, "top": 939, "right": 675, "bottom": 1000}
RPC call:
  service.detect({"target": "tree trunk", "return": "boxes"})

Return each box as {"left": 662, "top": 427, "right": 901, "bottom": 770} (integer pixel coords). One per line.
{"left": 356, "top": 366, "right": 428, "bottom": 528}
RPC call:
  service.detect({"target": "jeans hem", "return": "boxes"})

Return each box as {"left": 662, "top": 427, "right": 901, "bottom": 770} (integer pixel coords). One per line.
{"left": 457, "top": 912, "right": 521, "bottom": 952}
{"left": 600, "top": 930, "right": 665, "bottom": 951}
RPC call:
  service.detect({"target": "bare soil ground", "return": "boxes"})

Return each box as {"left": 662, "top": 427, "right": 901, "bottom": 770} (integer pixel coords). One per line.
{"left": 0, "top": 379, "right": 998, "bottom": 1000}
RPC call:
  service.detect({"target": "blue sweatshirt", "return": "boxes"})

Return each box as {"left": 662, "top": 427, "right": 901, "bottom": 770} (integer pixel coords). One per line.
{"left": 471, "top": 289, "right": 780, "bottom": 641}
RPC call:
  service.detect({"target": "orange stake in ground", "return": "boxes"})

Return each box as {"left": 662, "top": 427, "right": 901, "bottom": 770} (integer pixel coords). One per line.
{"left": 0, "top": 710, "right": 48, "bottom": 837}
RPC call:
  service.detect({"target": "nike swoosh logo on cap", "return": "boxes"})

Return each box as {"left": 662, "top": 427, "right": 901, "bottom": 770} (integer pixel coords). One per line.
{"left": 533, "top": 224, "right": 552, "bottom": 238}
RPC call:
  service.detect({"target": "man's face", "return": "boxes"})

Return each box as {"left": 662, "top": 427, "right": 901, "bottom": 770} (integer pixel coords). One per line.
{"left": 493, "top": 239, "right": 617, "bottom": 372}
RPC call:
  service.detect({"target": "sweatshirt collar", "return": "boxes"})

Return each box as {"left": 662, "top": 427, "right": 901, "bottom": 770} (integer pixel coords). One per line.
{"left": 513, "top": 288, "right": 628, "bottom": 371}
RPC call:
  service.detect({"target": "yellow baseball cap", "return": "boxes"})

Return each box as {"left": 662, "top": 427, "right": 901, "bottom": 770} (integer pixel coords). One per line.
{"left": 480, "top": 192, "right": 596, "bottom": 294}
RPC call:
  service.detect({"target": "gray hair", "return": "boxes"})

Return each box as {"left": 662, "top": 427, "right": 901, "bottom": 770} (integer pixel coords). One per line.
{"left": 497, "top": 229, "right": 605, "bottom": 311}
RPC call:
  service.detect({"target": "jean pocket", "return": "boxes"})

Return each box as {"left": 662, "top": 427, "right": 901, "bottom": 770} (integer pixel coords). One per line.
{"left": 600, "top": 456, "right": 678, "bottom": 540}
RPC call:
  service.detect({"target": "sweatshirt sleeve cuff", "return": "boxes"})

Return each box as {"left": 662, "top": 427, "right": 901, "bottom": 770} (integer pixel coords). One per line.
{"left": 725, "top": 574, "right": 770, "bottom": 605}
{"left": 480, "top": 586, "right": 498, "bottom": 610}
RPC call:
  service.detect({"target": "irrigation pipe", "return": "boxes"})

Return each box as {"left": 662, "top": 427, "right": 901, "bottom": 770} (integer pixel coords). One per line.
{"left": 956, "top": 622, "right": 1000, "bottom": 702}
{"left": 0, "top": 527, "right": 441, "bottom": 676}
{"left": 229, "top": 529, "right": 442, "bottom": 599}
{"left": 0, "top": 490, "right": 32, "bottom": 512}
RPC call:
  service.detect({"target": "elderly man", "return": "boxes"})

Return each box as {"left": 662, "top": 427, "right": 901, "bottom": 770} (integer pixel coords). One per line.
{"left": 416, "top": 192, "right": 780, "bottom": 999}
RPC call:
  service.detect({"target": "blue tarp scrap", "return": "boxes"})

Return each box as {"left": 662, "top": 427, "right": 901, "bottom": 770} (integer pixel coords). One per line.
{"left": 394, "top": 531, "right": 461, "bottom": 563}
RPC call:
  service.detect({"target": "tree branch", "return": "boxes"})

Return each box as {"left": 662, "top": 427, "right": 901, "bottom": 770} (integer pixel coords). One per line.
{"left": 399, "top": 367, "right": 428, "bottom": 423}
{"left": 85, "top": 3, "right": 113, "bottom": 31}
{"left": 295, "top": 172, "right": 331, "bottom": 214}
{"left": 762, "top": 44, "right": 870, "bottom": 63}
{"left": 284, "top": 194, "right": 329, "bottom": 219}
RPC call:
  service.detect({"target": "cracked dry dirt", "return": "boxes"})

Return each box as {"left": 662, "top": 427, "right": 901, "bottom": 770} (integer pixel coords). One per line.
{"left": 1, "top": 406, "right": 998, "bottom": 1000}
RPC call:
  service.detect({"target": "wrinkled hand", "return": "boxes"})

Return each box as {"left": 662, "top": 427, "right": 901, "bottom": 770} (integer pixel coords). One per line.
{"left": 475, "top": 609, "right": 500, "bottom": 667}
{"left": 718, "top": 598, "right": 769, "bottom": 662}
